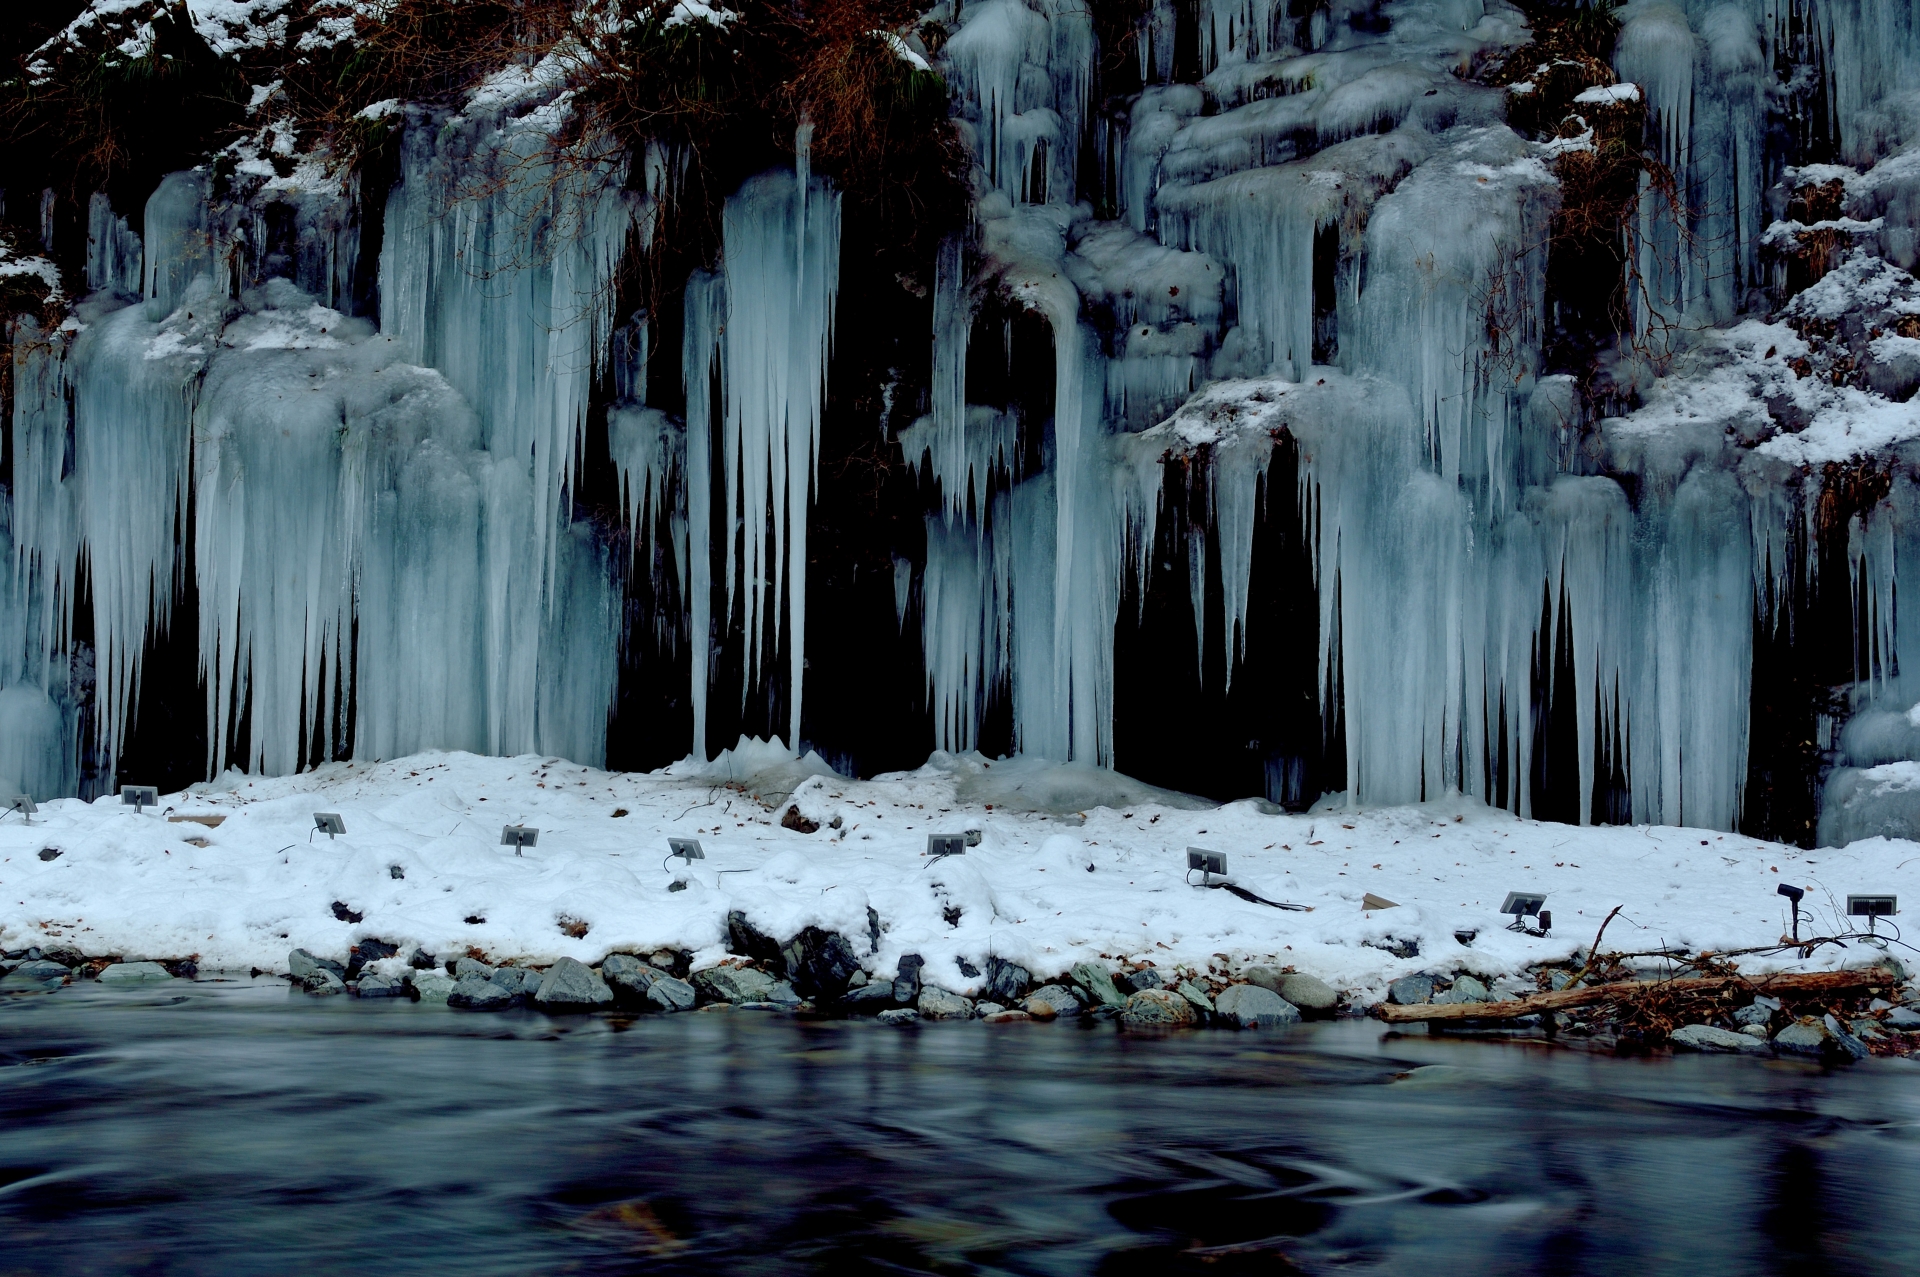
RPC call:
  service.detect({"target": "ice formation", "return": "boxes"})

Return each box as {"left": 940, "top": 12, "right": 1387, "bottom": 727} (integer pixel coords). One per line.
{"left": 7, "top": 0, "right": 1920, "bottom": 850}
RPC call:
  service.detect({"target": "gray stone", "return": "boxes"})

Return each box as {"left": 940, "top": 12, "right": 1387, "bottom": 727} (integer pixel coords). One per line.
{"left": 604, "top": 963, "right": 663, "bottom": 1006}
{"left": 96, "top": 961, "right": 173, "bottom": 985}
{"left": 1025, "top": 985, "right": 1083, "bottom": 1019}
{"left": 1732, "top": 1003, "right": 1774, "bottom": 1027}
{"left": 1277, "top": 973, "right": 1340, "bottom": 1012}
{"left": 692, "top": 965, "right": 779, "bottom": 1004}
{"left": 534, "top": 957, "right": 614, "bottom": 1010}
{"left": 841, "top": 982, "right": 899, "bottom": 1013}
{"left": 288, "top": 949, "right": 345, "bottom": 981}
{"left": 1122, "top": 988, "right": 1196, "bottom": 1026}
{"left": 1070, "top": 962, "right": 1127, "bottom": 1009}
{"left": 449, "top": 975, "right": 515, "bottom": 1010}
{"left": 1671, "top": 1024, "right": 1766, "bottom": 1054}
{"left": 918, "top": 986, "right": 975, "bottom": 1019}
{"left": 1739, "top": 1023, "right": 1770, "bottom": 1039}
{"left": 893, "top": 953, "right": 924, "bottom": 1003}
{"left": 846, "top": 970, "right": 869, "bottom": 989}
{"left": 302, "top": 969, "right": 347, "bottom": 996}
{"left": 1448, "top": 975, "right": 1491, "bottom": 1003}
{"left": 1388, "top": 975, "right": 1434, "bottom": 1006}
{"left": 600, "top": 953, "right": 649, "bottom": 981}
{"left": 766, "top": 980, "right": 803, "bottom": 1007}
{"left": 1214, "top": 983, "right": 1303, "bottom": 1029}
{"left": 491, "top": 966, "right": 542, "bottom": 997}
{"left": 982, "top": 1009, "right": 1031, "bottom": 1023}
{"left": 975, "top": 1002, "right": 1006, "bottom": 1017}
{"left": 1824, "top": 1014, "right": 1870, "bottom": 1061}
{"left": 454, "top": 957, "right": 495, "bottom": 980}
{"left": 646, "top": 976, "right": 696, "bottom": 1012}
{"left": 2, "top": 959, "right": 72, "bottom": 986}
{"left": 1124, "top": 967, "right": 1167, "bottom": 991}
{"left": 1175, "top": 980, "right": 1215, "bottom": 1013}
{"left": 778, "top": 927, "right": 862, "bottom": 1001}
{"left": 355, "top": 974, "right": 403, "bottom": 998}
{"left": 876, "top": 1008, "right": 919, "bottom": 1025}
{"left": 1887, "top": 1005, "right": 1920, "bottom": 1028}
{"left": 1773, "top": 1018, "right": 1835, "bottom": 1056}
{"left": 1869, "top": 998, "right": 1894, "bottom": 1012}
{"left": 1242, "top": 966, "right": 1287, "bottom": 994}
{"left": 1851, "top": 1018, "right": 1887, "bottom": 1040}
{"left": 985, "top": 957, "right": 1031, "bottom": 1003}
{"left": 410, "top": 972, "right": 456, "bottom": 1004}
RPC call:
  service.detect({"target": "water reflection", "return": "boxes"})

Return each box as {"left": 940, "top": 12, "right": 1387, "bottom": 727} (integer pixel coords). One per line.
{"left": 0, "top": 978, "right": 1915, "bottom": 1274}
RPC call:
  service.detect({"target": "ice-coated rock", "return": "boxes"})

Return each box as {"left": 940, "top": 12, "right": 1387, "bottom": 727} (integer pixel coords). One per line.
{"left": 1214, "top": 984, "right": 1302, "bottom": 1029}
{"left": 918, "top": 987, "right": 975, "bottom": 1019}
{"left": 1671, "top": 1024, "right": 1765, "bottom": 1053}
{"left": 534, "top": 957, "right": 614, "bottom": 1010}
{"left": 1122, "top": 989, "right": 1196, "bottom": 1026}
{"left": 96, "top": 961, "right": 174, "bottom": 985}
{"left": 1025, "top": 985, "right": 1085, "bottom": 1019}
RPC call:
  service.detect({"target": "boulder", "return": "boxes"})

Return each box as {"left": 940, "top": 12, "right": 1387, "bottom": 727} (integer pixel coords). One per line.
{"left": 302, "top": 969, "right": 347, "bottom": 996}
{"left": 450, "top": 975, "right": 515, "bottom": 1010}
{"left": 96, "top": 961, "right": 174, "bottom": 985}
{"left": 602, "top": 959, "right": 664, "bottom": 1006}
{"left": 647, "top": 976, "right": 696, "bottom": 1012}
{"left": 1277, "top": 973, "right": 1340, "bottom": 1013}
{"left": 725, "top": 911, "right": 784, "bottom": 967}
{"left": 692, "top": 965, "right": 779, "bottom": 1004}
{"left": 533, "top": 957, "right": 614, "bottom": 1010}
{"left": 491, "top": 966, "right": 542, "bottom": 997}
{"left": 1774, "top": 1016, "right": 1868, "bottom": 1062}
{"left": 1070, "top": 962, "right": 1127, "bottom": 1009}
{"left": 2, "top": 959, "right": 72, "bottom": 986}
{"left": 411, "top": 972, "right": 456, "bottom": 1004}
{"left": 841, "top": 982, "right": 898, "bottom": 1014}
{"left": 1123, "top": 967, "right": 1167, "bottom": 991}
{"left": 779, "top": 927, "right": 862, "bottom": 1000}
{"left": 876, "top": 1008, "right": 919, "bottom": 1025}
{"left": 918, "top": 987, "right": 975, "bottom": 1019}
{"left": 1122, "top": 989, "right": 1196, "bottom": 1026}
{"left": 1671, "top": 1024, "right": 1766, "bottom": 1054}
{"left": 1214, "top": 984, "right": 1302, "bottom": 1029}
{"left": 288, "top": 949, "right": 345, "bottom": 981}
{"left": 985, "top": 957, "right": 1031, "bottom": 1003}
{"left": 355, "top": 974, "right": 403, "bottom": 998}
{"left": 893, "top": 953, "right": 925, "bottom": 1003}
{"left": 1025, "top": 985, "right": 1084, "bottom": 1019}
{"left": 1175, "top": 980, "right": 1215, "bottom": 1013}
{"left": 1387, "top": 975, "right": 1434, "bottom": 1006}
{"left": 454, "top": 957, "right": 495, "bottom": 980}
{"left": 1447, "top": 975, "right": 1491, "bottom": 1003}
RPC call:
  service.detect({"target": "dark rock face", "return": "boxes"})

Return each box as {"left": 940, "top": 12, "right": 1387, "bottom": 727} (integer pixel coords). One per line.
{"left": 726, "top": 911, "right": 784, "bottom": 966}
{"left": 893, "top": 953, "right": 925, "bottom": 1004}
{"left": 985, "top": 957, "right": 1031, "bottom": 1004}
{"left": 779, "top": 927, "right": 861, "bottom": 1001}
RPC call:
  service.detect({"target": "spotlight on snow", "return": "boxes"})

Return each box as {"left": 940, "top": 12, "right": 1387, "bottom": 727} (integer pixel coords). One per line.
{"left": 313, "top": 813, "right": 346, "bottom": 841}
{"left": 1777, "top": 882, "right": 1806, "bottom": 941}
{"left": 665, "top": 837, "right": 705, "bottom": 873}
{"left": 1500, "top": 892, "right": 1548, "bottom": 935}
{"left": 120, "top": 785, "right": 157, "bottom": 814}
{"left": 1187, "top": 848, "right": 1228, "bottom": 886}
{"left": 1848, "top": 894, "right": 1898, "bottom": 937}
{"left": 925, "top": 834, "right": 967, "bottom": 861}
{"left": 500, "top": 825, "right": 539, "bottom": 856}
{"left": 5, "top": 794, "right": 35, "bottom": 825}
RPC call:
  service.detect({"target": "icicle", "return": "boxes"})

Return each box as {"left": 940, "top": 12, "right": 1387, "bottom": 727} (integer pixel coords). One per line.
{"left": 682, "top": 269, "right": 724, "bottom": 761}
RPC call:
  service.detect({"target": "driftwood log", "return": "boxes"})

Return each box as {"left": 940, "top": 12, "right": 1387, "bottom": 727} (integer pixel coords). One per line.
{"left": 1371, "top": 967, "right": 1896, "bottom": 1024}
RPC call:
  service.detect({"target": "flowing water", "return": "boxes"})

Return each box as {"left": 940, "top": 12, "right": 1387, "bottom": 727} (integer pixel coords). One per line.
{"left": 0, "top": 977, "right": 1916, "bottom": 1275}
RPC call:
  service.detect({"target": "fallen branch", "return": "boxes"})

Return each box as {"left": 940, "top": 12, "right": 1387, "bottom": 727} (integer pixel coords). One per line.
{"left": 1372, "top": 966, "right": 1894, "bottom": 1024}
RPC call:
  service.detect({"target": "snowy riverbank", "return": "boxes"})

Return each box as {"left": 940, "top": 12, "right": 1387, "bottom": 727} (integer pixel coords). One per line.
{"left": 1, "top": 743, "right": 1909, "bottom": 1003}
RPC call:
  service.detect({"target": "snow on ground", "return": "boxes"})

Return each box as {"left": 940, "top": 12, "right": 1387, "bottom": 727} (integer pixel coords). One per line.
{"left": 0, "top": 744, "right": 1910, "bottom": 1003}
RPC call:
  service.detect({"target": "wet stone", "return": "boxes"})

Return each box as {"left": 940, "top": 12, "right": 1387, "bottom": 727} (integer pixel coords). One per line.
{"left": 841, "top": 982, "right": 898, "bottom": 1013}
{"left": 2, "top": 960, "right": 73, "bottom": 987}
{"left": 1214, "top": 984, "right": 1302, "bottom": 1029}
{"left": 1122, "top": 989, "right": 1196, "bottom": 1026}
{"left": 289, "top": 949, "right": 345, "bottom": 981}
{"left": 450, "top": 976, "right": 514, "bottom": 1010}
{"left": 985, "top": 957, "right": 1031, "bottom": 1004}
{"left": 96, "top": 961, "right": 174, "bottom": 985}
{"left": 355, "top": 974, "right": 403, "bottom": 999}
{"left": 1732, "top": 1003, "right": 1774, "bottom": 1027}
{"left": 876, "top": 1008, "right": 919, "bottom": 1026}
{"left": 1025, "top": 985, "right": 1084, "bottom": 1019}
{"left": 302, "top": 969, "right": 347, "bottom": 996}
{"left": 491, "top": 966, "right": 542, "bottom": 997}
{"left": 893, "top": 954, "right": 925, "bottom": 1003}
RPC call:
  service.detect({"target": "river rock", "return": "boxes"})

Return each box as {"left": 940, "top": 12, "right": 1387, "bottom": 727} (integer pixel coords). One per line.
{"left": 1214, "top": 984, "right": 1302, "bottom": 1029}
{"left": 647, "top": 976, "right": 696, "bottom": 1012}
{"left": 918, "top": 987, "right": 975, "bottom": 1019}
{"left": 876, "top": 1008, "right": 919, "bottom": 1025}
{"left": 411, "top": 972, "right": 456, "bottom": 1003}
{"left": 2, "top": 959, "right": 72, "bottom": 987}
{"left": 602, "top": 959, "right": 663, "bottom": 1006}
{"left": 693, "top": 965, "right": 778, "bottom": 1004}
{"left": 1672, "top": 1024, "right": 1765, "bottom": 1054}
{"left": 779, "top": 927, "right": 861, "bottom": 1000}
{"left": 975, "top": 1002, "right": 1006, "bottom": 1017}
{"left": 1122, "top": 989, "right": 1196, "bottom": 1026}
{"left": 1277, "top": 973, "right": 1340, "bottom": 1012}
{"left": 1387, "top": 975, "right": 1434, "bottom": 1005}
{"left": 1448, "top": 975, "right": 1491, "bottom": 1003}
{"left": 982, "top": 1009, "right": 1031, "bottom": 1023}
{"left": 1732, "top": 1003, "right": 1774, "bottom": 1027}
{"left": 1886, "top": 1005, "right": 1920, "bottom": 1029}
{"left": 356, "top": 973, "right": 404, "bottom": 998}
{"left": 1175, "top": 980, "right": 1215, "bottom": 1013}
{"left": 766, "top": 980, "right": 803, "bottom": 1007}
{"left": 449, "top": 975, "right": 514, "bottom": 1010}
{"left": 841, "top": 982, "right": 898, "bottom": 1013}
{"left": 1124, "top": 967, "right": 1167, "bottom": 991}
{"left": 893, "top": 953, "right": 925, "bottom": 1003}
{"left": 1824, "top": 1014, "right": 1871, "bottom": 1061}
{"left": 1025, "top": 985, "right": 1084, "bottom": 1019}
{"left": 491, "top": 966, "right": 542, "bottom": 997}
{"left": 1739, "top": 1023, "right": 1770, "bottom": 1039}
{"left": 454, "top": 957, "right": 495, "bottom": 980}
{"left": 96, "top": 961, "right": 174, "bottom": 985}
{"left": 1774, "top": 1017, "right": 1845, "bottom": 1059}
{"left": 288, "top": 949, "right": 345, "bottom": 981}
{"left": 1070, "top": 962, "right": 1127, "bottom": 1009}
{"left": 534, "top": 957, "right": 614, "bottom": 1010}
{"left": 302, "top": 969, "right": 346, "bottom": 996}
{"left": 985, "top": 957, "right": 1031, "bottom": 1003}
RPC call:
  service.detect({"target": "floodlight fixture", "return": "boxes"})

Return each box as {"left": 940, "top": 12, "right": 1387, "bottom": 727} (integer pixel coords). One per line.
{"left": 1188, "top": 848, "right": 1228, "bottom": 886}
{"left": 1501, "top": 891, "right": 1547, "bottom": 933}
{"left": 1777, "top": 882, "right": 1806, "bottom": 941}
{"left": 1848, "top": 894, "right": 1898, "bottom": 935}
{"left": 925, "top": 833, "right": 967, "bottom": 860}
{"left": 313, "top": 813, "right": 346, "bottom": 840}
{"left": 5, "top": 794, "right": 35, "bottom": 825}
{"left": 500, "top": 825, "right": 539, "bottom": 855}
{"left": 120, "top": 785, "right": 158, "bottom": 814}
